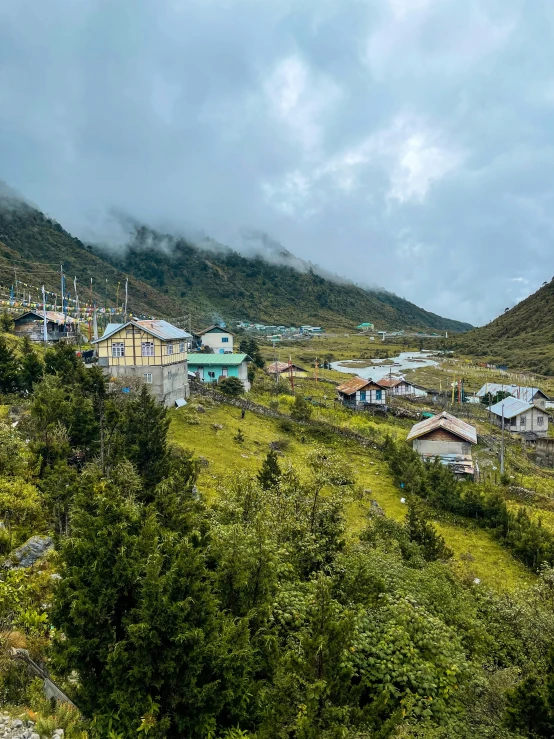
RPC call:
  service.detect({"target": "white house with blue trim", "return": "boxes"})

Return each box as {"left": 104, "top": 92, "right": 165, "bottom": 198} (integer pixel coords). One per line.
{"left": 195, "top": 325, "right": 234, "bottom": 353}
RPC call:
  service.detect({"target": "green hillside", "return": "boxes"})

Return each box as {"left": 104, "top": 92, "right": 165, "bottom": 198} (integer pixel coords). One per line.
{"left": 0, "top": 194, "right": 184, "bottom": 320}
{"left": 95, "top": 224, "right": 472, "bottom": 331}
{"left": 453, "top": 278, "right": 554, "bottom": 373}
{"left": 0, "top": 186, "right": 471, "bottom": 331}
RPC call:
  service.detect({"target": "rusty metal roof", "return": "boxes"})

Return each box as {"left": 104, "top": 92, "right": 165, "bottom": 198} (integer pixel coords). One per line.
{"left": 406, "top": 411, "right": 477, "bottom": 444}
{"left": 266, "top": 361, "right": 307, "bottom": 374}
{"left": 378, "top": 377, "right": 410, "bottom": 388}
{"left": 336, "top": 376, "right": 385, "bottom": 395}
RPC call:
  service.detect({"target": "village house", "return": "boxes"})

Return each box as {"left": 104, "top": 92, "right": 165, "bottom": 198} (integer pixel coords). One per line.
{"left": 407, "top": 411, "right": 477, "bottom": 478}
{"left": 14, "top": 310, "right": 77, "bottom": 343}
{"left": 266, "top": 361, "right": 309, "bottom": 378}
{"left": 488, "top": 396, "right": 550, "bottom": 436}
{"left": 521, "top": 434, "right": 554, "bottom": 467}
{"left": 193, "top": 325, "right": 234, "bottom": 353}
{"left": 92, "top": 319, "right": 192, "bottom": 406}
{"left": 336, "top": 376, "right": 387, "bottom": 408}
{"left": 476, "top": 383, "right": 550, "bottom": 409}
{"left": 378, "top": 376, "right": 423, "bottom": 396}
{"left": 188, "top": 353, "right": 251, "bottom": 391}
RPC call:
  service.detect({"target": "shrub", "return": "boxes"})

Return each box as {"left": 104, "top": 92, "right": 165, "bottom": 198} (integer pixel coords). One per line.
{"left": 219, "top": 377, "right": 244, "bottom": 396}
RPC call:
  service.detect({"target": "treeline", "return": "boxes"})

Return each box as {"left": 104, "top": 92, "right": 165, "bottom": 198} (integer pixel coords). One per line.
{"left": 383, "top": 437, "right": 554, "bottom": 571}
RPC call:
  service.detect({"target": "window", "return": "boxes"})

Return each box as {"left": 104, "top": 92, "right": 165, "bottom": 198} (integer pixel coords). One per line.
{"left": 143, "top": 373, "right": 152, "bottom": 384}
{"left": 142, "top": 341, "right": 154, "bottom": 357}
{"left": 179, "top": 341, "right": 185, "bottom": 353}
{"left": 520, "top": 416, "right": 526, "bottom": 427}
{"left": 359, "top": 391, "right": 366, "bottom": 401}
{"left": 376, "top": 390, "right": 382, "bottom": 401}
{"left": 112, "top": 342, "right": 125, "bottom": 358}
{"left": 208, "top": 371, "right": 216, "bottom": 379}
{"left": 538, "top": 416, "right": 544, "bottom": 426}
{"left": 222, "top": 337, "right": 229, "bottom": 343}
{"left": 167, "top": 343, "right": 174, "bottom": 355}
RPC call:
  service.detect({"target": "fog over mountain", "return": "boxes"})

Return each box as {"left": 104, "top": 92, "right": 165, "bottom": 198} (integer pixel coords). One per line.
{"left": 2, "top": 0, "right": 554, "bottom": 325}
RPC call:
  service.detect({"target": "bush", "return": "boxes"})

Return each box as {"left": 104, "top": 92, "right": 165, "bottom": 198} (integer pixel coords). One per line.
{"left": 219, "top": 377, "right": 244, "bottom": 397}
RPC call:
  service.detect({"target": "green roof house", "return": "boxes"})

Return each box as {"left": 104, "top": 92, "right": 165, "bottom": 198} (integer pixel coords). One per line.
{"left": 188, "top": 353, "right": 251, "bottom": 391}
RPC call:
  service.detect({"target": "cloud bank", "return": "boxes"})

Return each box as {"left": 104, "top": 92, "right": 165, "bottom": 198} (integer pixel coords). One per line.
{"left": 0, "top": 0, "right": 552, "bottom": 324}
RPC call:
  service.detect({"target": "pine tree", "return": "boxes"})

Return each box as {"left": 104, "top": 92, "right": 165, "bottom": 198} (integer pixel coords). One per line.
{"left": 258, "top": 449, "right": 281, "bottom": 489}
{"left": 0, "top": 335, "right": 20, "bottom": 394}
{"left": 121, "top": 385, "right": 170, "bottom": 494}
{"left": 0, "top": 310, "right": 14, "bottom": 333}
{"left": 51, "top": 469, "right": 253, "bottom": 738}
{"left": 19, "top": 337, "right": 43, "bottom": 394}
{"left": 290, "top": 394, "right": 312, "bottom": 422}
{"left": 404, "top": 498, "right": 452, "bottom": 562}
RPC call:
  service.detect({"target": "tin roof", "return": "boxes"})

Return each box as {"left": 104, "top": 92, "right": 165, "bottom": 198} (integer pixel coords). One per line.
{"left": 406, "top": 411, "right": 477, "bottom": 444}
{"left": 476, "top": 383, "right": 548, "bottom": 402}
{"left": 15, "top": 310, "right": 74, "bottom": 325}
{"left": 266, "top": 361, "right": 307, "bottom": 374}
{"left": 336, "top": 376, "right": 385, "bottom": 395}
{"left": 488, "top": 396, "right": 537, "bottom": 419}
{"left": 93, "top": 320, "right": 192, "bottom": 343}
{"left": 134, "top": 320, "right": 192, "bottom": 340}
{"left": 195, "top": 325, "right": 233, "bottom": 336}
{"left": 187, "top": 353, "right": 250, "bottom": 366}
{"left": 378, "top": 377, "right": 412, "bottom": 388}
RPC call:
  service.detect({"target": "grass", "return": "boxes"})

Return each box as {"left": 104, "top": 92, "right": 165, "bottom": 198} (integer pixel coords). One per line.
{"left": 169, "top": 399, "right": 533, "bottom": 591}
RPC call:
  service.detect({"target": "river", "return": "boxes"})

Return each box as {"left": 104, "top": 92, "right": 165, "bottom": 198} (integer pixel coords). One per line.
{"left": 331, "top": 351, "right": 438, "bottom": 388}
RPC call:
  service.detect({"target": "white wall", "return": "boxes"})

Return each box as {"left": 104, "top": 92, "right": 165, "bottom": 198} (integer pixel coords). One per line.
{"left": 201, "top": 331, "right": 234, "bottom": 353}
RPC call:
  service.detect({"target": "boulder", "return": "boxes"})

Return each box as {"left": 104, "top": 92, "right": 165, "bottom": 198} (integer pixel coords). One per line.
{"left": 5, "top": 536, "right": 53, "bottom": 569}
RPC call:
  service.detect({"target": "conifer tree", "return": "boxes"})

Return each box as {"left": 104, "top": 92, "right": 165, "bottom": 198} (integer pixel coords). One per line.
{"left": 121, "top": 385, "right": 170, "bottom": 494}
{"left": 257, "top": 449, "right": 281, "bottom": 489}
{"left": 52, "top": 468, "right": 253, "bottom": 738}
{"left": 19, "top": 337, "right": 43, "bottom": 393}
{"left": 0, "top": 335, "right": 20, "bottom": 395}
{"left": 404, "top": 498, "right": 452, "bottom": 562}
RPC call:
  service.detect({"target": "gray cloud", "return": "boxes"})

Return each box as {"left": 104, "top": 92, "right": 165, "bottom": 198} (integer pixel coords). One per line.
{"left": 1, "top": 0, "right": 553, "bottom": 324}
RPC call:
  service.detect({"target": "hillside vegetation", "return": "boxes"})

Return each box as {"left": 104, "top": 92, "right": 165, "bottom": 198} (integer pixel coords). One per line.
{"left": 97, "top": 224, "right": 473, "bottom": 330}
{"left": 0, "top": 182, "right": 471, "bottom": 331}
{"left": 453, "top": 278, "right": 554, "bottom": 373}
{"left": 0, "top": 194, "right": 185, "bottom": 319}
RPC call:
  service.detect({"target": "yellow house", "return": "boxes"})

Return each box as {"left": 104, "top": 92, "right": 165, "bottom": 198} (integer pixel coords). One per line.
{"left": 92, "top": 319, "right": 192, "bottom": 406}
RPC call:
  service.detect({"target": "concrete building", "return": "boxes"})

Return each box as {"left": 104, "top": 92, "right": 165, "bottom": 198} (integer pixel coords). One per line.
{"left": 336, "top": 376, "right": 387, "bottom": 408}
{"left": 266, "top": 361, "right": 309, "bottom": 378}
{"left": 188, "top": 353, "right": 251, "bottom": 391}
{"left": 92, "top": 319, "right": 192, "bottom": 406}
{"left": 476, "top": 383, "right": 549, "bottom": 409}
{"left": 194, "top": 325, "right": 234, "bottom": 353}
{"left": 14, "top": 310, "right": 77, "bottom": 343}
{"left": 407, "top": 411, "right": 477, "bottom": 477}
{"left": 488, "top": 396, "right": 550, "bottom": 437}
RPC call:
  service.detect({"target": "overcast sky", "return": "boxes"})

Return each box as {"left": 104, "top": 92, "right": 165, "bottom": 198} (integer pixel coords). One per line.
{"left": 2, "top": 0, "right": 554, "bottom": 325}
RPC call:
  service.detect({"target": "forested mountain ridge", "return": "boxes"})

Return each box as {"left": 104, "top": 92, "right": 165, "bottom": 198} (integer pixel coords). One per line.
{"left": 453, "top": 277, "right": 554, "bottom": 373}
{"left": 0, "top": 184, "right": 471, "bottom": 330}
{"left": 95, "top": 224, "right": 473, "bottom": 331}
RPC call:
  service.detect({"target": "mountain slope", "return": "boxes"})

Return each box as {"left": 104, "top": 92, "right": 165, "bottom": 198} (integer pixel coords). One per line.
{"left": 0, "top": 186, "right": 471, "bottom": 331}
{"left": 94, "top": 224, "right": 472, "bottom": 332}
{"left": 453, "top": 278, "right": 554, "bottom": 373}
{"left": 0, "top": 195, "right": 184, "bottom": 319}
